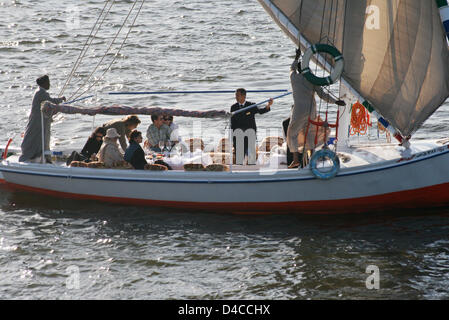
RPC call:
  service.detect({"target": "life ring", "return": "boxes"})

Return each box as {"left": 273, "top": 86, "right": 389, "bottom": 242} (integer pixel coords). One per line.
{"left": 310, "top": 149, "right": 340, "bottom": 180}
{"left": 301, "top": 44, "right": 344, "bottom": 86}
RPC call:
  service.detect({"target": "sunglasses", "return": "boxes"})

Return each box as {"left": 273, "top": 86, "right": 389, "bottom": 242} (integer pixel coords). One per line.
{"left": 96, "top": 135, "right": 104, "bottom": 138}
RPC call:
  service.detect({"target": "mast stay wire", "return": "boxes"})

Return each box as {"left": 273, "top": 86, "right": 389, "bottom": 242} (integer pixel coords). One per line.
{"left": 305, "top": 0, "right": 341, "bottom": 152}
{"left": 315, "top": 0, "right": 328, "bottom": 119}
{"left": 68, "top": 0, "right": 145, "bottom": 102}
{"left": 67, "top": 0, "right": 117, "bottom": 90}
{"left": 59, "top": 0, "right": 115, "bottom": 98}
{"left": 72, "top": 0, "right": 146, "bottom": 101}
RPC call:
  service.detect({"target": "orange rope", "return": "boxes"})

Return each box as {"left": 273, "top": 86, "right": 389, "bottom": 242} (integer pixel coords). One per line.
{"left": 350, "top": 102, "right": 370, "bottom": 136}
{"left": 378, "top": 121, "right": 391, "bottom": 143}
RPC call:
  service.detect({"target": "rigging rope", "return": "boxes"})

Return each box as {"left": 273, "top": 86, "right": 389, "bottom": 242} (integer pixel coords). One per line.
{"left": 297, "top": 0, "right": 304, "bottom": 49}
{"left": 68, "top": 0, "right": 116, "bottom": 90}
{"left": 69, "top": 0, "right": 145, "bottom": 101}
{"left": 59, "top": 0, "right": 115, "bottom": 97}
{"left": 301, "top": 0, "right": 342, "bottom": 156}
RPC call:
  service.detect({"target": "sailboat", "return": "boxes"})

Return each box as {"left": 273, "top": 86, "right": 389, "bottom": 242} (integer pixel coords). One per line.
{"left": 0, "top": 0, "right": 449, "bottom": 214}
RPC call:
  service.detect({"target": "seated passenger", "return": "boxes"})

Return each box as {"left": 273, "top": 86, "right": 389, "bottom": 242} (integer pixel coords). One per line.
{"left": 164, "top": 114, "right": 178, "bottom": 132}
{"left": 102, "top": 115, "right": 141, "bottom": 153}
{"left": 164, "top": 114, "right": 182, "bottom": 148}
{"left": 81, "top": 127, "right": 106, "bottom": 160}
{"left": 145, "top": 113, "right": 171, "bottom": 152}
{"left": 124, "top": 130, "right": 147, "bottom": 170}
{"left": 98, "top": 128, "right": 124, "bottom": 167}
{"left": 66, "top": 127, "right": 106, "bottom": 165}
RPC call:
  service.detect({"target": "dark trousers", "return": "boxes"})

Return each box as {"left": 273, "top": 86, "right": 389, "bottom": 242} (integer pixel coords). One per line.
{"left": 282, "top": 118, "right": 294, "bottom": 165}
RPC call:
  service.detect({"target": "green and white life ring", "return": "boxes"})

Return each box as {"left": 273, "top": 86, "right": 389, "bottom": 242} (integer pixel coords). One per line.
{"left": 301, "top": 44, "right": 344, "bottom": 87}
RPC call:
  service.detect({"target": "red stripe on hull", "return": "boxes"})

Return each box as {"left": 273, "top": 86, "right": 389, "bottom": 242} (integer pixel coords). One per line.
{"left": 3, "top": 181, "right": 449, "bottom": 214}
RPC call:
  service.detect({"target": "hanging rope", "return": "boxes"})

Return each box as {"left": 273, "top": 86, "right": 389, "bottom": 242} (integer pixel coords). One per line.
{"left": 378, "top": 121, "right": 392, "bottom": 143}
{"left": 59, "top": 0, "right": 115, "bottom": 97}
{"left": 350, "top": 102, "right": 370, "bottom": 136}
{"left": 69, "top": 0, "right": 145, "bottom": 101}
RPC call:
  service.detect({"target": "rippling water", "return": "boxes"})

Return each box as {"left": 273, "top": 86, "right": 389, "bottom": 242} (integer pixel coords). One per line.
{"left": 2, "top": 190, "right": 449, "bottom": 299}
{"left": 1, "top": 0, "right": 449, "bottom": 300}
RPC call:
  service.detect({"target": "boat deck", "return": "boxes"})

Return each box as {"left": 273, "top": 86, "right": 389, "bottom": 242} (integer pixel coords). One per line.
{"left": 1, "top": 138, "right": 448, "bottom": 214}
{"left": 2, "top": 139, "right": 447, "bottom": 175}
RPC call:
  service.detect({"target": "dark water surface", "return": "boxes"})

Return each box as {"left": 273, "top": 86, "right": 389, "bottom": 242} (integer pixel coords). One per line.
{"left": 1, "top": 0, "right": 449, "bottom": 299}
{"left": 1, "top": 188, "right": 449, "bottom": 299}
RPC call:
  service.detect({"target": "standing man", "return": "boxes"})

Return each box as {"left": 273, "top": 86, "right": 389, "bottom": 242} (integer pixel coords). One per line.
{"left": 287, "top": 49, "right": 346, "bottom": 168}
{"left": 230, "top": 88, "right": 273, "bottom": 165}
{"left": 20, "top": 75, "right": 66, "bottom": 163}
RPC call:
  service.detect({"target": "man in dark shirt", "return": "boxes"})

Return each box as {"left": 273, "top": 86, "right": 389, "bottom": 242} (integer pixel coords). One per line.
{"left": 230, "top": 88, "right": 273, "bottom": 165}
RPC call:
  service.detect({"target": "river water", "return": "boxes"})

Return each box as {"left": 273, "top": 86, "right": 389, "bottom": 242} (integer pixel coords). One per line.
{"left": 0, "top": 0, "right": 448, "bottom": 300}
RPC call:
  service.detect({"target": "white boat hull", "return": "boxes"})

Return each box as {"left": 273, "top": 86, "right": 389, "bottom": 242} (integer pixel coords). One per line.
{"left": 1, "top": 143, "right": 449, "bottom": 214}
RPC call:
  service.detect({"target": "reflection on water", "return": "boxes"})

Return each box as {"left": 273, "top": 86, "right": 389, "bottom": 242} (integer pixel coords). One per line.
{"left": 1, "top": 187, "right": 449, "bottom": 299}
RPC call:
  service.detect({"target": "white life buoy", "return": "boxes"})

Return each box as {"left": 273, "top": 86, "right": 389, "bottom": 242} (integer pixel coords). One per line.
{"left": 301, "top": 44, "right": 344, "bottom": 86}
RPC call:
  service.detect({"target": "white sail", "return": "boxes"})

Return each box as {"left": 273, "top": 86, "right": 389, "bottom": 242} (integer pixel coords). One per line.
{"left": 258, "top": 0, "right": 449, "bottom": 137}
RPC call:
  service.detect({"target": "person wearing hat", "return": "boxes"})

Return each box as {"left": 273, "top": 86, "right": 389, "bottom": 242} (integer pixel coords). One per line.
{"left": 98, "top": 128, "right": 125, "bottom": 167}
{"left": 102, "top": 115, "right": 141, "bottom": 153}
{"left": 19, "top": 75, "right": 66, "bottom": 162}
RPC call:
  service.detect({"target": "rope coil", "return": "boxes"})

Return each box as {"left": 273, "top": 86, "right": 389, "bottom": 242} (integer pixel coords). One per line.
{"left": 350, "top": 102, "right": 370, "bottom": 136}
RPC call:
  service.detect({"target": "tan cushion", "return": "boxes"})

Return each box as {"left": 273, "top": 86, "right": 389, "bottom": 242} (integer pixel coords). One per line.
{"left": 205, "top": 164, "right": 229, "bottom": 172}
{"left": 108, "top": 160, "right": 133, "bottom": 169}
{"left": 87, "top": 161, "right": 106, "bottom": 169}
{"left": 145, "top": 164, "right": 168, "bottom": 171}
{"left": 70, "top": 161, "right": 88, "bottom": 167}
{"left": 183, "top": 163, "right": 206, "bottom": 171}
